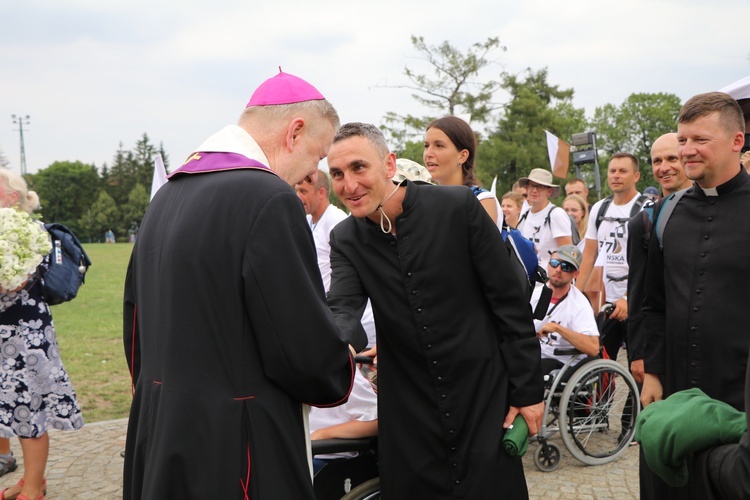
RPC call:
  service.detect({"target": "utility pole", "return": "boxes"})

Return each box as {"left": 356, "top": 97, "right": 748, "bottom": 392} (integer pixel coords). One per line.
{"left": 11, "top": 114, "right": 30, "bottom": 176}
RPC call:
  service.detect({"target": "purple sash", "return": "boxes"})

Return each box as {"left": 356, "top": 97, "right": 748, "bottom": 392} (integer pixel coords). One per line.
{"left": 167, "top": 152, "right": 275, "bottom": 179}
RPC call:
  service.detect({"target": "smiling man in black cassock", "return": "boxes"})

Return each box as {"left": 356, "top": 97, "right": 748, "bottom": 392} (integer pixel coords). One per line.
{"left": 326, "top": 122, "right": 544, "bottom": 499}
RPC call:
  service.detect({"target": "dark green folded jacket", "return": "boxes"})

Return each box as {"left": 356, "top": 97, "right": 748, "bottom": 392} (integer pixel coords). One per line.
{"left": 503, "top": 414, "right": 529, "bottom": 457}
{"left": 635, "top": 388, "right": 747, "bottom": 487}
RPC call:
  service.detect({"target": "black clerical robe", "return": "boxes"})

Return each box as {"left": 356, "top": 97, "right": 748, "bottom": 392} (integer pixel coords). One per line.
{"left": 123, "top": 168, "right": 357, "bottom": 499}
{"left": 642, "top": 168, "right": 750, "bottom": 498}
{"left": 328, "top": 182, "right": 543, "bottom": 499}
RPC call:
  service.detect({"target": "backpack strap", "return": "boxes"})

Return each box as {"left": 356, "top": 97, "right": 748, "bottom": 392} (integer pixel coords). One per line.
{"left": 629, "top": 194, "right": 650, "bottom": 217}
{"left": 639, "top": 200, "right": 656, "bottom": 250}
{"left": 470, "top": 185, "right": 485, "bottom": 197}
{"left": 655, "top": 189, "right": 688, "bottom": 250}
{"left": 518, "top": 208, "right": 531, "bottom": 227}
{"left": 594, "top": 196, "right": 614, "bottom": 231}
{"left": 542, "top": 204, "right": 558, "bottom": 228}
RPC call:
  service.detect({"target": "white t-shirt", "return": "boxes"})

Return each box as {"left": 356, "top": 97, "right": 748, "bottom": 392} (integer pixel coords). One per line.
{"left": 517, "top": 202, "right": 572, "bottom": 268}
{"left": 530, "top": 285, "right": 599, "bottom": 365}
{"left": 309, "top": 370, "right": 378, "bottom": 459}
{"left": 475, "top": 189, "right": 503, "bottom": 231}
{"left": 585, "top": 194, "right": 642, "bottom": 302}
{"left": 310, "top": 204, "right": 376, "bottom": 347}
{"left": 309, "top": 204, "right": 348, "bottom": 291}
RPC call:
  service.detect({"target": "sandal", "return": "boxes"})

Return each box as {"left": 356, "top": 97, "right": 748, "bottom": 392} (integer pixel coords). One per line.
{"left": 0, "top": 455, "right": 16, "bottom": 478}
{"left": 1, "top": 479, "right": 46, "bottom": 500}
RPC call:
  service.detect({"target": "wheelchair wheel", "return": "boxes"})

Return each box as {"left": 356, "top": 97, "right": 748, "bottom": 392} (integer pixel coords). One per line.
{"left": 533, "top": 442, "right": 562, "bottom": 472}
{"left": 558, "top": 359, "right": 640, "bottom": 465}
{"left": 340, "top": 477, "right": 380, "bottom": 499}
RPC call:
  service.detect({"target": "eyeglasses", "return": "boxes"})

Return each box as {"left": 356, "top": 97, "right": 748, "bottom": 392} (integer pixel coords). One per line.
{"left": 526, "top": 182, "right": 550, "bottom": 192}
{"left": 549, "top": 258, "right": 576, "bottom": 273}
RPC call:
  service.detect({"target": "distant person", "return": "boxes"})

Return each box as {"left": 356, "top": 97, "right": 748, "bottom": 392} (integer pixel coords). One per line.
{"left": 627, "top": 132, "right": 692, "bottom": 384}
{"left": 423, "top": 116, "right": 502, "bottom": 228}
{"left": 516, "top": 169, "right": 573, "bottom": 268}
{"left": 576, "top": 153, "right": 647, "bottom": 367}
{"left": 296, "top": 169, "right": 378, "bottom": 477}
{"left": 643, "top": 186, "right": 660, "bottom": 202}
{"left": 641, "top": 91, "right": 750, "bottom": 498}
{"left": 0, "top": 169, "right": 83, "bottom": 500}
{"left": 501, "top": 191, "right": 524, "bottom": 228}
{"left": 513, "top": 180, "right": 530, "bottom": 212}
{"left": 626, "top": 132, "right": 693, "bottom": 500}
{"left": 563, "top": 194, "right": 588, "bottom": 252}
{"left": 564, "top": 178, "right": 590, "bottom": 206}
{"left": 296, "top": 169, "right": 376, "bottom": 346}
{"left": 327, "top": 122, "right": 543, "bottom": 499}
{"left": 122, "top": 70, "right": 359, "bottom": 499}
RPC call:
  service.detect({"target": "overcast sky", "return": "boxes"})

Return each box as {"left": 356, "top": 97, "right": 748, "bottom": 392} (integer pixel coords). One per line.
{"left": 2, "top": 0, "right": 748, "bottom": 175}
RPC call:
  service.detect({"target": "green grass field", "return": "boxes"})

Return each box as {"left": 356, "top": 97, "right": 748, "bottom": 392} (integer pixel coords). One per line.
{"left": 51, "top": 243, "right": 134, "bottom": 423}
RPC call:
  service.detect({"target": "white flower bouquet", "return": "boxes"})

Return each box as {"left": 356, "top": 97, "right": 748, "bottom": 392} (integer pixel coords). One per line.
{"left": 0, "top": 207, "right": 52, "bottom": 292}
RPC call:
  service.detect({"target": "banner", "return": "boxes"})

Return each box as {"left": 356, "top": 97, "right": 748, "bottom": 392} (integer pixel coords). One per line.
{"left": 545, "top": 130, "right": 571, "bottom": 179}
{"left": 150, "top": 154, "right": 168, "bottom": 200}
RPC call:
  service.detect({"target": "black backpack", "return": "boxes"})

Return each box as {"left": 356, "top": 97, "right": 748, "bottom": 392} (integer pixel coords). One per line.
{"left": 40, "top": 223, "right": 92, "bottom": 305}
{"left": 594, "top": 194, "right": 650, "bottom": 232}
{"left": 518, "top": 204, "right": 581, "bottom": 246}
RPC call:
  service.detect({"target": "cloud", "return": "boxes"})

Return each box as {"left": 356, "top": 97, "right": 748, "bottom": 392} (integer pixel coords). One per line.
{"left": 1, "top": 0, "right": 749, "bottom": 173}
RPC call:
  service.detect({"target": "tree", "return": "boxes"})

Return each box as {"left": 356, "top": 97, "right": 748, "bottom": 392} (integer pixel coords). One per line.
{"left": 479, "top": 68, "right": 586, "bottom": 195}
{"left": 28, "top": 161, "right": 100, "bottom": 233}
{"left": 381, "top": 36, "right": 506, "bottom": 152}
{"left": 106, "top": 142, "right": 137, "bottom": 207}
{"left": 589, "top": 92, "right": 682, "bottom": 190}
{"left": 121, "top": 183, "right": 149, "bottom": 235}
{"left": 78, "top": 190, "right": 119, "bottom": 242}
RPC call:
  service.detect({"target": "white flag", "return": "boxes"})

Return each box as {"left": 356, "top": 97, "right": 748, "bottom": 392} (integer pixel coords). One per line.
{"left": 150, "top": 154, "right": 168, "bottom": 200}
{"left": 490, "top": 176, "right": 498, "bottom": 196}
{"left": 545, "top": 130, "right": 570, "bottom": 179}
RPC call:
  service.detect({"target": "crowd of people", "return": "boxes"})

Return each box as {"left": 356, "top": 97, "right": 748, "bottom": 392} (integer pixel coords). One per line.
{"left": 3, "top": 67, "right": 747, "bottom": 499}
{"left": 118, "top": 68, "right": 750, "bottom": 500}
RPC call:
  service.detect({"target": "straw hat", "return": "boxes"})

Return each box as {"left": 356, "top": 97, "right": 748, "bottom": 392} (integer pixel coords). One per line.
{"left": 518, "top": 168, "right": 561, "bottom": 198}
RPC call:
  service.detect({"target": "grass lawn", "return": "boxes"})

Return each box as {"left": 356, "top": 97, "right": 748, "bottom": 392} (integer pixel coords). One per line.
{"left": 51, "top": 243, "right": 134, "bottom": 423}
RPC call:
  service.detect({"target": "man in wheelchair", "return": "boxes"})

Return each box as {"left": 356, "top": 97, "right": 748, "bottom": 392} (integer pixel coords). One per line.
{"left": 530, "top": 245, "right": 600, "bottom": 380}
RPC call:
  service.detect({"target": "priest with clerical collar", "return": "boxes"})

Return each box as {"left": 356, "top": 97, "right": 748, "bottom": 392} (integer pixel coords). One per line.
{"left": 641, "top": 91, "right": 750, "bottom": 499}
{"left": 123, "top": 70, "right": 362, "bottom": 500}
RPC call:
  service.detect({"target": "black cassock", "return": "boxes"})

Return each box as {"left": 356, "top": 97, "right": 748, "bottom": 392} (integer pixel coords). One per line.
{"left": 328, "top": 182, "right": 543, "bottom": 499}
{"left": 643, "top": 168, "right": 750, "bottom": 499}
{"left": 123, "top": 168, "right": 358, "bottom": 499}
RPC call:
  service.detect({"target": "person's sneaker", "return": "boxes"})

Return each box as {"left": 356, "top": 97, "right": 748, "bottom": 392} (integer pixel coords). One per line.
{"left": 0, "top": 453, "right": 17, "bottom": 477}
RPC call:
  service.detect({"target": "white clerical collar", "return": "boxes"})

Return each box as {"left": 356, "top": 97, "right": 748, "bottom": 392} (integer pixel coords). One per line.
{"left": 192, "top": 125, "right": 270, "bottom": 167}
{"left": 701, "top": 186, "right": 719, "bottom": 196}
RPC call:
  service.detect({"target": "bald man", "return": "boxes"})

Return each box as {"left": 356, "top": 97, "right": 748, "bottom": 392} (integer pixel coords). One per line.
{"left": 627, "top": 133, "right": 693, "bottom": 500}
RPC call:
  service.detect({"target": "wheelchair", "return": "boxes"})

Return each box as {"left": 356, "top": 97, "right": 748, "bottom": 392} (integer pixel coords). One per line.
{"left": 531, "top": 347, "right": 640, "bottom": 472}
{"left": 312, "top": 437, "right": 380, "bottom": 499}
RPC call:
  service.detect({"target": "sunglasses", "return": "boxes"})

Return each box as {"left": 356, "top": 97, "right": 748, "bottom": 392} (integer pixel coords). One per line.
{"left": 549, "top": 258, "right": 576, "bottom": 273}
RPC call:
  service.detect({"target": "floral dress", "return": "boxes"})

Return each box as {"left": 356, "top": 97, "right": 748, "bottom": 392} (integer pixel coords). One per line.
{"left": 0, "top": 258, "right": 83, "bottom": 438}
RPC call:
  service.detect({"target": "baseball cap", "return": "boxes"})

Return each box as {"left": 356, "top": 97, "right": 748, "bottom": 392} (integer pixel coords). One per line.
{"left": 555, "top": 244, "right": 582, "bottom": 270}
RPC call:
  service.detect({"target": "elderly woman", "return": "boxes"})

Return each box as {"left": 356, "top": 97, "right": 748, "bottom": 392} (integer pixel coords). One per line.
{"left": 0, "top": 170, "right": 83, "bottom": 500}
